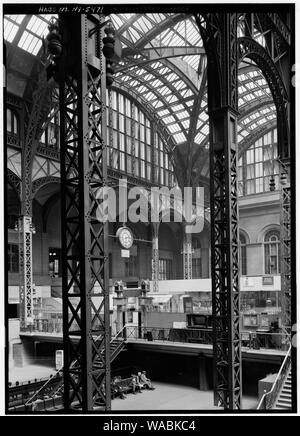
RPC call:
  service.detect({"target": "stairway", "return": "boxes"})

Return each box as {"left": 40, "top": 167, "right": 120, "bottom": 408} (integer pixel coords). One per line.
{"left": 21, "top": 332, "right": 126, "bottom": 410}
{"left": 274, "top": 369, "right": 292, "bottom": 410}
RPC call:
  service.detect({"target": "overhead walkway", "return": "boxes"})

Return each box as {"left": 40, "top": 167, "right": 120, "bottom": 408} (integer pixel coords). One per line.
{"left": 20, "top": 325, "right": 289, "bottom": 365}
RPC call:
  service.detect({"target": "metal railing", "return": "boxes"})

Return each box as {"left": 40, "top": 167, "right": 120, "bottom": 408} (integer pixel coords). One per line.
{"left": 125, "top": 326, "right": 213, "bottom": 344}
{"left": 257, "top": 344, "right": 292, "bottom": 410}
{"left": 125, "top": 326, "right": 290, "bottom": 350}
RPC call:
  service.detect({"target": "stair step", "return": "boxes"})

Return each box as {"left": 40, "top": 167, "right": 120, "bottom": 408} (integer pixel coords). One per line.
{"left": 277, "top": 404, "right": 291, "bottom": 409}
{"left": 278, "top": 399, "right": 291, "bottom": 405}
{"left": 281, "top": 393, "right": 291, "bottom": 399}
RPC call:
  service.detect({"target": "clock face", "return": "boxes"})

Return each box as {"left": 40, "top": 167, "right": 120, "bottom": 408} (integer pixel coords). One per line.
{"left": 117, "top": 227, "right": 133, "bottom": 249}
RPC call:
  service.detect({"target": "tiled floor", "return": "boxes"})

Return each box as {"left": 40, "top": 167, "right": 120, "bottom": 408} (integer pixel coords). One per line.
{"left": 111, "top": 381, "right": 258, "bottom": 411}
{"left": 8, "top": 366, "right": 258, "bottom": 411}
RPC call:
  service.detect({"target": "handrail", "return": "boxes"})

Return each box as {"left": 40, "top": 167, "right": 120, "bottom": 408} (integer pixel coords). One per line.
{"left": 257, "top": 343, "right": 292, "bottom": 410}
{"left": 110, "top": 325, "right": 127, "bottom": 343}
{"left": 24, "top": 369, "right": 62, "bottom": 406}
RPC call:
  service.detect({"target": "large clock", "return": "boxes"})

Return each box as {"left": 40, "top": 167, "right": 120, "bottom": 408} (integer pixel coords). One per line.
{"left": 116, "top": 226, "right": 134, "bottom": 249}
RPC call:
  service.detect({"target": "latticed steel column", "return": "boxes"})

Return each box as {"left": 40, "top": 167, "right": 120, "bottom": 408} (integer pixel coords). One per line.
{"left": 58, "top": 14, "right": 110, "bottom": 411}
{"left": 18, "top": 216, "right": 34, "bottom": 329}
{"left": 196, "top": 12, "right": 242, "bottom": 409}
{"left": 19, "top": 54, "right": 52, "bottom": 328}
{"left": 280, "top": 168, "right": 291, "bottom": 332}
{"left": 152, "top": 223, "right": 159, "bottom": 292}
{"left": 183, "top": 229, "right": 192, "bottom": 280}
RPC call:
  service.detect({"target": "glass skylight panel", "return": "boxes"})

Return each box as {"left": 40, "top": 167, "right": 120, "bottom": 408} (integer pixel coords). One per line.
{"left": 173, "top": 132, "right": 186, "bottom": 143}
{"left": 157, "top": 109, "right": 170, "bottom": 118}
{"left": 195, "top": 132, "right": 205, "bottom": 144}
{"left": 4, "top": 19, "right": 19, "bottom": 42}
{"left": 128, "top": 27, "right": 140, "bottom": 43}
{"left": 171, "top": 104, "right": 185, "bottom": 113}
{"left": 182, "top": 55, "right": 200, "bottom": 70}
{"left": 26, "top": 15, "right": 48, "bottom": 36}
{"left": 176, "top": 110, "right": 189, "bottom": 120}
{"left": 111, "top": 15, "right": 124, "bottom": 29}
{"left": 181, "top": 120, "right": 190, "bottom": 129}
{"left": 168, "top": 124, "right": 180, "bottom": 134}
{"left": 172, "top": 80, "right": 186, "bottom": 91}
{"left": 165, "top": 94, "right": 178, "bottom": 104}
{"left": 6, "top": 14, "right": 25, "bottom": 24}
{"left": 201, "top": 124, "right": 209, "bottom": 135}
{"left": 148, "top": 13, "right": 165, "bottom": 24}
{"left": 18, "top": 31, "right": 41, "bottom": 55}
{"left": 163, "top": 115, "right": 176, "bottom": 124}
{"left": 144, "top": 73, "right": 155, "bottom": 81}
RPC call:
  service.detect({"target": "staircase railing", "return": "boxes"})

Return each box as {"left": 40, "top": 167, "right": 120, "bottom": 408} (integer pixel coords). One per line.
{"left": 24, "top": 368, "right": 63, "bottom": 407}
{"left": 257, "top": 343, "right": 292, "bottom": 410}
{"left": 24, "top": 326, "right": 127, "bottom": 408}
{"left": 110, "top": 325, "right": 127, "bottom": 360}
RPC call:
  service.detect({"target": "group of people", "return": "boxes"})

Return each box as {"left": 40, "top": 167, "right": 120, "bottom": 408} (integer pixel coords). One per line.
{"left": 112, "top": 371, "right": 155, "bottom": 400}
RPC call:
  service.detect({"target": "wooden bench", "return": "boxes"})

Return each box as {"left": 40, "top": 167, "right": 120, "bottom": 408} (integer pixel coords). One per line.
{"left": 111, "top": 377, "right": 134, "bottom": 398}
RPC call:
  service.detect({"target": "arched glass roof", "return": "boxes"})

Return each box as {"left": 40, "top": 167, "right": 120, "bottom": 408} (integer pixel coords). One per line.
{"left": 4, "top": 12, "right": 277, "bottom": 170}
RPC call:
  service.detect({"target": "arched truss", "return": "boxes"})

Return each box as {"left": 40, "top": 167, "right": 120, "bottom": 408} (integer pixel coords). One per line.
{"left": 31, "top": 176, "right": 60, "bottom": 195}
{"left": 112, "top": 12, "right": 283, "bottom": 183}
{"left": 238, "top": 37, "right": 289, "bottom": 159}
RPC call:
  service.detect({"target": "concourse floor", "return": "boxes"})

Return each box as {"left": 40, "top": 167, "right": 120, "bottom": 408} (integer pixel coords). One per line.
{"left": 9, "top": 364, "right": 56, "bottom": 384}
{"left": 111, "top": 381, "right": 258, "bottom": 411}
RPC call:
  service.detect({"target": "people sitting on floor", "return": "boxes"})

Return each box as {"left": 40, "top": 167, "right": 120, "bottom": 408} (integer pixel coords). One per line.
{"left": 138, "top": 370, "right": 155, "bottom": 390}
{"left": 131, "top": 374, "right": 142, "bottom": 394}
{"left": 112, "top": 376, "right": 126, "bottom": 399}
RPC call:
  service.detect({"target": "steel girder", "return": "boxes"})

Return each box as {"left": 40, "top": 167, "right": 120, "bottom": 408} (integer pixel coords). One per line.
{"left": 183, "top": 230, "right": 192, "bottom": 280}
{"left": 281, "top": 182, "right": 291, "bottom": 330}
{"left": 195, "top": 12, "right": 242, "bottom": 410}
{"left": 152, "top": 223, "right": 159, "bottom": 293}
{"left": 58, "top": 14, "right": 110, "bottom": 411}
{"left": 18, "top": 54, "right": 52, "bottom": 328}
{"left": 18, "top": 216, "right": 34, "bottom": 329}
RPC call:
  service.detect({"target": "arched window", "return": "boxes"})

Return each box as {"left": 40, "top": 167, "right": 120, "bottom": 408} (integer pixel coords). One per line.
{"left": 264, "top": 230, "right": 280, "bottom": 274}
{"left": 107, "top": 90, "right": 175, "bottom": 186}
{"left": 238, "top": 129, "right": 279, "bottom": 196}
{"left": 239, "top": 233, "right": 247, "bottom": 275}
{"left": 7, "top": 108, "right": 18, "bottom": 135}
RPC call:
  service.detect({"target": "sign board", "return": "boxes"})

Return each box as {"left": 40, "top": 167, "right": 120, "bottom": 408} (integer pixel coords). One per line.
{"left": 55, "top": 349, "right": 64, "bottom": 370}
{"left": 262, "top": 276, "right": 274, "bottom": 286}
{"left": 173, "top": 321, "right": 187, "bottom": 329}
{"left": 121, "top": 249, "right": 130, "bottom": 258}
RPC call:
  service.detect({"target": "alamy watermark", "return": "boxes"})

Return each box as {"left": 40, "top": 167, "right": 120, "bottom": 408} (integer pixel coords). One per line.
{"left": 95, "top": 179, "right": 205, "bottom": 234}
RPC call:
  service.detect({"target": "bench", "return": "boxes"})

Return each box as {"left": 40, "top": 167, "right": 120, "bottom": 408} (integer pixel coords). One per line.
{"left": 111, "top": 377, "right": 134, "bottom": 398}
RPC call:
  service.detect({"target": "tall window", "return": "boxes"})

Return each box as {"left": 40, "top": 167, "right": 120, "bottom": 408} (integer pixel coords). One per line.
{"left": 125, "top": 256, "right": 137, "bottom": 277}
{"left": 40, "top": 112, "right": 60, "bottom": 149}
{"left": 159, "top": 258, "right": 172, "bottom": 280}
{"left": 8, "top": 244, "right": 19, "bottom": 272}
{"left": 264, "top": 230, "right": 280, "bottom": 274}
{"left": 7, "top": 108, "right": 18, "bottom": 135}
{"left": 239, "top": 234, "right": 247, "bottom": 275}
{"left": 192, "top": 239, "right": 202, "bottom": 278}
{"left": 107, "top": 90, "right": 175, "bottom": 186}
{"left": 238, "top": 129, "right": 279, "bottom": 196}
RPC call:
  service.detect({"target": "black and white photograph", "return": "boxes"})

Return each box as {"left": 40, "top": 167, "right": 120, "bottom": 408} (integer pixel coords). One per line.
{"left": 1, "top": 1, "right": 297, "bottom": 418}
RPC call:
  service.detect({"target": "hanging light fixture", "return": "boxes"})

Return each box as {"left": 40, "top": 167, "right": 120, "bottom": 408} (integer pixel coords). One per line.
{"left": 269, "top": 176, "right": 276, "bottom": 191}
{"left": 46, "top": 18, "right": 62, "bottom": 58}
{"left": 103, "top": 23, "right": 116, "bottom": 59}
